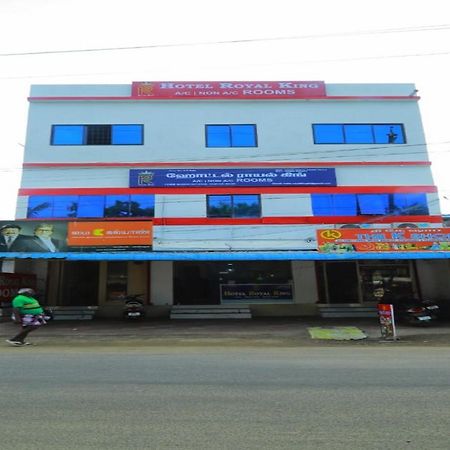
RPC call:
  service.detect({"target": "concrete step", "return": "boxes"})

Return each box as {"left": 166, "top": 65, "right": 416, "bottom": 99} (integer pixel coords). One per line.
{"left": 318, "top": 305, "right": 378, "bottom": 318}
{"left": 170, "top": 305, "right": 252, "bottom": 320}
{"left": 49, "top": 306, "right": 98, "bottom": 321}
{"left": 170, "top": 313, "right": 252, "bottom": 320}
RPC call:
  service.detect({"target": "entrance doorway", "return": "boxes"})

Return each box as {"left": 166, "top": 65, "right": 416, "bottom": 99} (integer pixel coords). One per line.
{"left": 173, "top": 261, "right": 293, "bottom": 305}
{"left": 316, "top": 260, "right": 418, "bottom": 304}
{"left": 174, "top": 263, "right": 216, "bottom": 305}
{"left": 59, "top": 261, "right": 100, "bottom": 306}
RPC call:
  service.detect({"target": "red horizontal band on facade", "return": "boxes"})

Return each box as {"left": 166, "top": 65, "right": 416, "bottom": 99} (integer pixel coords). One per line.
{"left": 18, "top": 215, "right": 441, "bottom": 225}
{"left": 28, "top": 96, "right": 420, "bottom": 102}
{"left": 153, "top": 215, "right": 442, "bottom": 226}
{"left": 18, "top": 186, "right": 438, "bottom": 196}
{"left": 22, "top": 161, "right": 432, "bottom": 168}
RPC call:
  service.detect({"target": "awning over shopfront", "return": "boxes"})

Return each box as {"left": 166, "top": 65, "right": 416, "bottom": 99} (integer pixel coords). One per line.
{"left": 1, "top": 251, "right": 450, "bottom": 261}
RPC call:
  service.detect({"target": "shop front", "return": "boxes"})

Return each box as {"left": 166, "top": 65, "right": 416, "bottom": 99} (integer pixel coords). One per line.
{"left": 1, "top": 217, "right": 450, "bottom": 319}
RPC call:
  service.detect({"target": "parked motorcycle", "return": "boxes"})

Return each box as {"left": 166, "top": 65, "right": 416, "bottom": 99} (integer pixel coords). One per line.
{"left": 391, "top": 299, "right": 439, "bottom": 326}
{"left": 123, "top": 295, "right": 146, "bottom": 320}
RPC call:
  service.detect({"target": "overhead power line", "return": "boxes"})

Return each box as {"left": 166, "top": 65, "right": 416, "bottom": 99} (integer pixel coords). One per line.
{"left": 1, "top": 24, "right": 449, "bottom": 57}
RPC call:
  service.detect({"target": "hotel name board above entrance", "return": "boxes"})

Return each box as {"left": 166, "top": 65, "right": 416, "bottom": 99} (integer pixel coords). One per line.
{"left": 130, "top": 168, "right": 337, "bottom": 188}
{"left": 131, "top": 81, "right": 326, "bottom": 100}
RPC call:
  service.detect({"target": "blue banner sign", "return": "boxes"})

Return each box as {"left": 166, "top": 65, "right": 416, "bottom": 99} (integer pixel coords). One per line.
{"left": 220, "top": 284, "right": 294, "bottom": 302}
{"left": 129, "top": 168, "right": 336, "bottom": 188}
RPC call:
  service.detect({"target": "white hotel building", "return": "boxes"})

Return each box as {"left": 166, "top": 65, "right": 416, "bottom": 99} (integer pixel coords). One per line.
{"left": 3, "top": 80, "right": 450, "bottom": 318}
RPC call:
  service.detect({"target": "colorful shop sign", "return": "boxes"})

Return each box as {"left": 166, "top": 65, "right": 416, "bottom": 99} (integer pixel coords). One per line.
{"left": 67, "top": 221, "right": 152, "bottom": 247}
{"left": 130, "top": 168, "right": 336, "bottom": 188}
{"left": 317, "top": 228, "right": 450, "bottom": 253}
{"left": 131, "top": 81, "right": 326, "bottom": 100}
{"left": 220, "top": 284, "right": 294, "bottom": 302}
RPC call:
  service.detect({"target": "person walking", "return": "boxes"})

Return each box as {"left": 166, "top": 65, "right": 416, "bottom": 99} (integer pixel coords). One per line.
{"left": 6, "top": 288, "right": 49, "bottom": 346}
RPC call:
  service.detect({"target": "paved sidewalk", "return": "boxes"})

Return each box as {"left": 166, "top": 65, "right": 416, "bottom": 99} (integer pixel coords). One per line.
{"left": 2, "top": 317, "right": 450, "bottom": 347}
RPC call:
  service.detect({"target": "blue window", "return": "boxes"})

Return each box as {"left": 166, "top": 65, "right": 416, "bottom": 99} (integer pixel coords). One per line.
{"left": 357, "top": 194, "right": 389, "bottom": 215}
{"left": 313, "top": 124, "right": 405, "bottom": 144}
{"left": 53, "top": 196, "right": 78, "bottom": 218}
{"left": 311, "top": 194, "right": 357, "bottom": 216}
{"left": 112, "top": 125, "right": 143, "bottom": 145}
{"left": 312, "top": 124, "right": 344, "bottom": 144}
{"left": 27, "top": 196, "right": 55, "bottom": 218}
{"left": 51, "top": 126, "right": 84, "bottom": 145}
{"left": 207, "top": 195, "right": 261, "bottom": 218}
{"left": 392, "top": 193, "right": 428, "bottom": 215}
{"left": 76, "top": 196, "right": 105, "bottom": 218}
{"left": 311, "top": 193, "right": 428, "bottom": 217}
{"left": 27, "top": 195, "right": 155, "bottom": 218}
{"left": 51, "top": 125, "right": 143, "bottom": 145}
{"left": 105, "top": 195, "right": 130, "bottom": 217}
{"left": 206, "top": 125, "right": 257, "bottom": 147}
{"left": 344, "top": 125, "right": 373, "bottom": 144}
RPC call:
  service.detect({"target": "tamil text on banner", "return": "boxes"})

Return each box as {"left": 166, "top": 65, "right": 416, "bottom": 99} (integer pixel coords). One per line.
{"left": 67, "top": 221, "right": 153, "bottom": 247}
{"left": 130, "top": 168, "right": 336, "bottom": 188}
{"left": 131, "top": 81, "right": 326, "bottom": 100}
{"left": 317, "top": 228, "right": 450, "bottom": 252}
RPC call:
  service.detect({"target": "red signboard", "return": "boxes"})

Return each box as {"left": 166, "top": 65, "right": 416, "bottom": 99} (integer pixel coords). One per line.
{"left": 317, "top": 228, "right": 450, "bottom": 252}
{"left": 0, "top": 273, "right": 36, "bottom": 302}
{"left": 131, "top": 81, "right": 326, "bottom": 100}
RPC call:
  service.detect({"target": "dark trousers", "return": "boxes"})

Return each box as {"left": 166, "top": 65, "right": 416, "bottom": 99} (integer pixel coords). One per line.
{"left": 11, "top": 326, "right": 38, "bottom": 342}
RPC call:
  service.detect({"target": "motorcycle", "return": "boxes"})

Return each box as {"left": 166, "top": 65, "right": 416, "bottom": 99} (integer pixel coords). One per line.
{"left": 122, "top": 295, "right": 146, "bottom": 320}
{"left": 392, "top": 299, "right": 439, "bottom": 326}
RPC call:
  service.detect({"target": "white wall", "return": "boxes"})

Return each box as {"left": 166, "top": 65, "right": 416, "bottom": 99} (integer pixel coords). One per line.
{"left": 415, "top": 260, "right": 450, "bottom": 300}
{"left": 24, "top": 86, "right": 428, "bottom": 165}
{"left": 291, "top": 261, "right": 319, "bottom": 304}
{"left": 150, "top": 261, "right": 173, "bottom": 305}
{"left": 153, "top": 225, "right": 317, "bottom": 250}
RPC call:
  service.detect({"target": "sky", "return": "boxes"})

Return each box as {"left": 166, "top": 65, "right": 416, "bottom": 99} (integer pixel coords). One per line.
{"left": 1, "top": 0, "right": 449, "bottom": 218}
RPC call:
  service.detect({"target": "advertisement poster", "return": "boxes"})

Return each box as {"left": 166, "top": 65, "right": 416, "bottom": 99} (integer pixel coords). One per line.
{"left": 220, "top": 284, "right": 293, "bottom": 302}
{"left": 377, "top": 303, "right": 398, "bottom": 340}
{"left": 67, "top": 221, "right": 153, "bottom": 247}
{"left": 0, "top": 221, "right": 153, "bottom": 253}
{"left": 131, "top": 81, "right": 326, "bottom": 100}
{"left": 130, "top": 168, "right": 336, "bottom": 188}
{"left": 317, "top": 228, "right": 450, "bottom": 253}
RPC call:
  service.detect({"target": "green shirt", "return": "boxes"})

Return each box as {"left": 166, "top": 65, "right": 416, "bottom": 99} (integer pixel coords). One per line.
{"left": 12, "top": 294, "right": 43, "bottom": 315}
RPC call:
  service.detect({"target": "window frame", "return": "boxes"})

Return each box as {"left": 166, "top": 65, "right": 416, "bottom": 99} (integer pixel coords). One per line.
{"left": 205, "top": 124, "right": 258, "bottom": 148}
{"left": 311, "top": 193, "right": 428, "bottom": 217}
{"left": 51, "top": 124, "right": 144, "bottom": 146}
{"left": 206, "top": 194, "right": 261, "bottom": 218}
{"left": 27, "top": 194, "right": 155, "bottom": 219}
{"left": 312, "top": 123, "right": 406, "bottom": 145}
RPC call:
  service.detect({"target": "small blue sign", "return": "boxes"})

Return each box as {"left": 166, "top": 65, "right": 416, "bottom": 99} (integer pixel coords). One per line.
{"left": 129, "top": 168, "right": 336, "bottom": 187}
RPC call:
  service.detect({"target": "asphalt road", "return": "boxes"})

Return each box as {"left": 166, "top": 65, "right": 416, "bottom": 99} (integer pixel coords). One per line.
{"left": 1, "top": 346, "right": 450, "bottom": 450}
